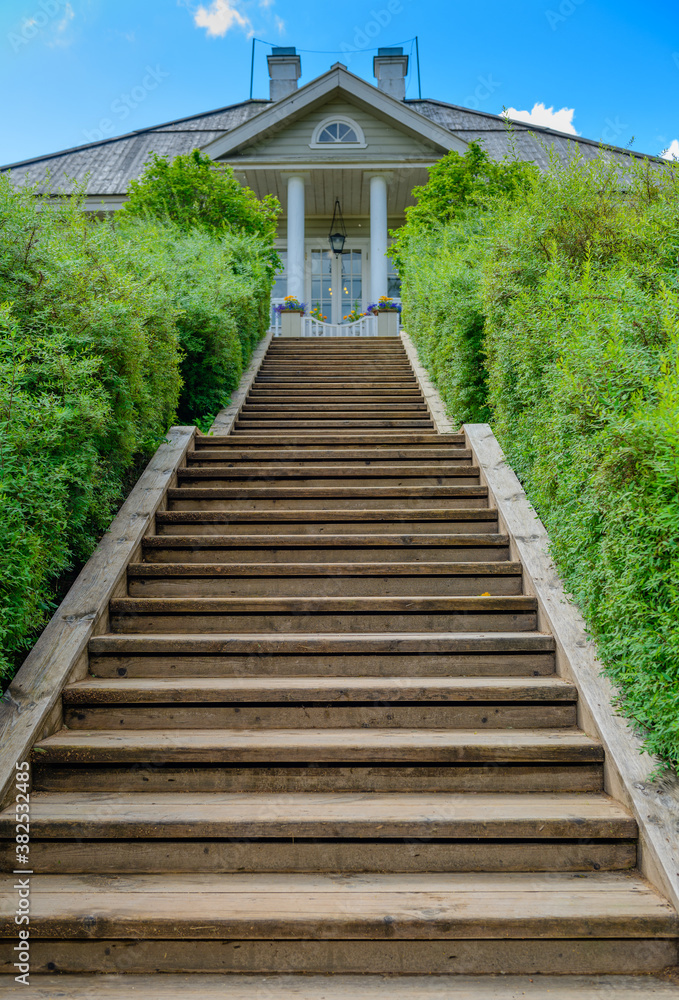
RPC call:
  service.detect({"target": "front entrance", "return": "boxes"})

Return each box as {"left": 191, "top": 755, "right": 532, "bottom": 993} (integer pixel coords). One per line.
{"left": 310, "top": 249, "right": 363, "bottom": 325}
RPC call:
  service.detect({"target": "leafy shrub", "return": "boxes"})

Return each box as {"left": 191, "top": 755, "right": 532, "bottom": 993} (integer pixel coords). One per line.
{"left": 398, "top": 150, "right": 679, "bottom": 768}
{"left": 0, "top": 173, "right": 274, "bottom": 678}
{"left": 121, "top": 149, "right": 280, "bottom": 241}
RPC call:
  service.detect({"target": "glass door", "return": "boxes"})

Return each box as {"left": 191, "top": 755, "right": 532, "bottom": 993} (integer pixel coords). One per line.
{"left": 310, "top": 249, "right": 363, "bottom": 325}
{"left": 310, "top": 250, "right": 333, "bottom": 323}
{"left": 340, "top": 250, "right": 363, "bottom": 322}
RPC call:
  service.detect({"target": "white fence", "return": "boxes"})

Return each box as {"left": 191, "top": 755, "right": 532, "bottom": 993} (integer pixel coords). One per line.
{"left": 300, "top": 314, "right": 378, "bottom": 337}
{"left": 270, "top": 299, "right": 401, "bottom": 338}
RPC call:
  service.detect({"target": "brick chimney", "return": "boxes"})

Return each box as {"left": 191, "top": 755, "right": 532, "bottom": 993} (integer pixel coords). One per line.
{"left": 267, "top": 47, "right": 302, "bottom": 101}
{"left": 373, "top": 47, "right": 409, "bottom": 101}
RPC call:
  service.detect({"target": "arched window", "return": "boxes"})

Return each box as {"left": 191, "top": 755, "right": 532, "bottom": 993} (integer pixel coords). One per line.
{"left": 310, "top": 117, "right": 366, "bottom": 149}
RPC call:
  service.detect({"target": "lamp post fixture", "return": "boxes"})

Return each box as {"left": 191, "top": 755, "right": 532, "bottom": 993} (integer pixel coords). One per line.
{"left": 328, "top": 199, "right": 347, "bottom": 257}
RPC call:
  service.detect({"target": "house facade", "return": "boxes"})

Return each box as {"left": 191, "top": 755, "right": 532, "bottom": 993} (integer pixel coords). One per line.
{"left": 3, "top": 47, "right": 646, "bottom": 329}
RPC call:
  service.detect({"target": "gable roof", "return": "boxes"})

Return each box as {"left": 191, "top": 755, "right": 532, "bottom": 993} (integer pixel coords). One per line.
{"left": 200, "top": 63, "right": 467, "bottom": 162}
{"left": 1, "top": 71, "right": 655, "bottom": 199}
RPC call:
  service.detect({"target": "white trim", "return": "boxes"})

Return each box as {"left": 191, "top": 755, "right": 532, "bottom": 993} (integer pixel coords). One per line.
{"left": 310, "top": 115, "right": 367, "bottom": 149}
{"left": 200, "top": 64, "right": 467, "bottom": 161}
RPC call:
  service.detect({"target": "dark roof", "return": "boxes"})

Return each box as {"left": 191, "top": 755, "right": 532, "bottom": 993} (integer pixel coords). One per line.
{"left": 409, "top": 99, "right": 648, "bottom": 168}
{"left": 1, "top": 100, "right": 269, "bottom": 196}
{"left": 2, "top": 88, "right": 649, "bottom": 197}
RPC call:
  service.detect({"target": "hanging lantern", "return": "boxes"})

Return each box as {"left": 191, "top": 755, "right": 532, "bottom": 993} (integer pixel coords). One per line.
{"left": 328, "top": 199, "right": 347, "bottom": 256}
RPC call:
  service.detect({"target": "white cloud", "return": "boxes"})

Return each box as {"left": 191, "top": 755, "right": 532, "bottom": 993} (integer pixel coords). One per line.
{"left": 259, "top": 0, "right": 275, "bottom": 8}
{"left": 47, "top": 3, "right": 75, "bottom": 47}
{"left": 274, "top": 14, "right": 285, "bottom": 33}
{"left": 193, "top": 0, "right": 251, "bottom": 36}
{"left": 662, "top": 139, "right": 679, "bottom": 161}
{"left": 503, "top": 101, "right": 578, "bottom": 136}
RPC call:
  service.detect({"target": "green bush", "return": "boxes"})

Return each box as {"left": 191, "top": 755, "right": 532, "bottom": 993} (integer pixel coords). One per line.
{"left": 398, "top": 151, "right": 679, "bottom": 768}
{"left": 0, "top": 175, "right": 274, "bottom": 679}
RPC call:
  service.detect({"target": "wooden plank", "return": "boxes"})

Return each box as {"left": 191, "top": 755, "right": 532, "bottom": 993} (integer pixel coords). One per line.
{"left": 0, "top": 873, "right": 673, "bottom": 940}
{"left": 2, "top": 939, "right": 675, "bottom": 976}
{"left": 166, "top": 486, "right": 489, "bottom": 500}
{"left": 32, "top": 763, "right": 602, "bottom": 795}
{"left": 31, "top": 728, "right": 603, "bottom": 764}
{"left": 205, "top": 435, "right": 464, "bottom": 445}
{"left": 127, "top": 560, "right": 521, "bottom": 576}
{"left": 143, "top": 532, "right": 507, "bottom": 548}
{"left": 0, "top": 426, "right": 195, "bottom": 810}
{"left": 62, "top": 703, "right": 575, "bottom": 730}
{"left": 0, "top": 973, "right": 676, "bottom": 998}
{"left": 188, "top": 450, "right": 473, "bottom": 461}
{"left": 155, "top": 507, "right": 498, "bottom": 521}
{"left": 61, "top": 676, "right": 576, "bottom": 704}
{"left": 109, "top": 596, "right": 537, "bottom": 613}
{"left": 3, "top": 840, "right": 636, "bottom": 875}
{"left": 88, "top": 633, "right": 556, "bottom": 655}
{"left": 465, "top": 423, "right": 679, "bottom": 914}
{"left": 3, "top": 791, "right": 634, "bottom": 839}
{"left": 177, "top": 466, "right": 480, "bottom": 479}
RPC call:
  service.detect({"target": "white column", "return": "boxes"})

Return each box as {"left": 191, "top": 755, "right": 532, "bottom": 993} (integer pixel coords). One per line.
{"left": 286, "top": 174, "right": 306, "bottom": 302}
{"left": 369, "top": 173, "right": 389, "bottom": 302}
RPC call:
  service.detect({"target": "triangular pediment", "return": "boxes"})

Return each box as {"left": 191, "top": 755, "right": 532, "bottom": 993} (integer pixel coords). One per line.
{"left": 200, "top": 64, "right": 466, "bottom": 163}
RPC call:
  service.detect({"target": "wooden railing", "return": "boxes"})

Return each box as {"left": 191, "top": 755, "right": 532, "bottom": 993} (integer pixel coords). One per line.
{"left": 300, "top": 314, "right": 379, "bottom": 337}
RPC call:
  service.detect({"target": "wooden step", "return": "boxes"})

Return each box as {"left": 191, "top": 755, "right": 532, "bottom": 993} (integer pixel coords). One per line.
{"left": 63, "top": 700, "right": 572, "bottom": 731}
{"left": 32, "top": 727, "right": 602, "bottom": 764}
{"left": 62, "top": 676, "right": 575, "bottom": 704}
{"left": 1, "top": 873, "right": 672, "bottom": 944}
{"left": 188, "top": 450, "right": 472, "bottom": 462}
{"left": 31, "top": 761, "right": 602, "bottom": 796}
{"left": 109, "top": 595, "right": 537, "bottom": 634}
{"left": 2, "top": 792, "right": 633, "bottom": 840}
{"left": 1, "top": 837, "right": 634, "bottom": 875}
{"left": 141, "top": 534, "right": 510, "bottom": 563}
{"left": 202, "top": 434, "right": 465, "bottom": 445}
{"left": 86, "top": 632, "right": 556, "bottom": 678}
{"left": 235, "top": 421, "right": 434, "bottom": 430}
{"left": 155, "top": 509, "right": 499, "bottom": 535}
{"left": 2, "top": 974, "right": 677, "bottom": 998}
{"left": 176, "top": 467, "right": 479, "bottom": 486}
{"left": 166, "top": 487, "right": 490, "bottom": 511}
{"left": 126, "top": 562, "right": 523, "bottom": 598}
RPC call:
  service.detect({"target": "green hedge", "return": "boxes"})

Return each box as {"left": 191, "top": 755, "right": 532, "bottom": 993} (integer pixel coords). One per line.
{"left": 0, "top": 178, "right": 273, "bottom": 678}
{"left": 396, "top": 153, "right": 679, "bottom": 768}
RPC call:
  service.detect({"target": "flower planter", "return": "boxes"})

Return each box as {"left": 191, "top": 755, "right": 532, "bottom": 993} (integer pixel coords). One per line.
{"left": 376, "top": 309, "right": 400, "bottom": 338}
{"left": 280, "top": 310, "right": 304, "bottom": 338}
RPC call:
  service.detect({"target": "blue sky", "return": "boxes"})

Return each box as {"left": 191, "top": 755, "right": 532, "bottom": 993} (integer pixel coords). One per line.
{"left": 1, "top": 0, "right": 678, "bottom": 166}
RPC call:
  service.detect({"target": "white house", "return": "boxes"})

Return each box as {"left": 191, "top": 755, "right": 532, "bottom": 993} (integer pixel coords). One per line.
{"left": 3, "top": 47, "right": 647, "bottom": 330}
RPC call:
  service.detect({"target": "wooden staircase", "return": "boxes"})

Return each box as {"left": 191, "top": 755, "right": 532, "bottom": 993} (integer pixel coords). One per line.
{"left": 1, "top": 336, "right": 677, "bottom": 984}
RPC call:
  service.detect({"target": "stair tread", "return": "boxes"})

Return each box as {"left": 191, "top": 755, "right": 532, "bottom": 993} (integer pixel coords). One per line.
{"left": 111, "top": 596, "right": 537, "bottom": 613}
{"left": 0, "top": 872, "right": 673, "bottom": 939}
{"left": 2, "top": 792, "right": 634, "bottom": 838}
{"left": 32, "top": 727, "right": 602, "bottom": 763}
{"left": 63, "top": 676, "right": 572, "bottom": 703}
{"left": 143, "top": 533, "right": 507, "bottom": 547}
{"left": 1, "top": 975, "right": 677, "bottom": 999}
{"left": 155, "top": 508, "right": 498, "bottom": 522}
{"left": 128, "top": 561, "right": 521, "bottom": 577}
{"left": 88, "top": 632, "right": 557, "bottom": 652}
